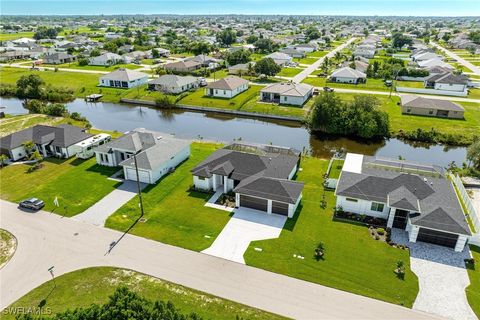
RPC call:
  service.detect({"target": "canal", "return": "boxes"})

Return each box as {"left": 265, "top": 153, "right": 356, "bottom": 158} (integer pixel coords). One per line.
{"left": 1, "top": 97, "right": 467, "bottom": 167}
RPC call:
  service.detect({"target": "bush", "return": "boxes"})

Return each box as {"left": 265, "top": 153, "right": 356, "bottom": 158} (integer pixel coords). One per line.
{"left": 377, "top": 228, "right": 385, "bottom": 235}
{"left": 155, "top": 95, "right": 175, "bottom": 109}
{"left": 0, "top": 83, "right": 17, "bottom": 97}
{"left": 24, "top": 100, "right": 69, "bottom": 117}
{"left": 70, "top": 111, "right": 87, "bottom": 121}
{"left": 78, "top": 58, "right": 89, "bottom": 66}
{"left": 314, "top": 242, "right": 325, "bottom": 260}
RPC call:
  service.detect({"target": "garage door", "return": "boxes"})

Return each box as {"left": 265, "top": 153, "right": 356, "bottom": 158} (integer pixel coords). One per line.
{"left": 417, "top": 228, "right": 458, "bottom": 248}
{"left": 125, "top": 167, "right": 150, "bottom": 184}
{"left": 240, "top": 195, "right": 268, "bottom": 212}
{"left": 272, "top": 201, "right": 288, "bottom": 216}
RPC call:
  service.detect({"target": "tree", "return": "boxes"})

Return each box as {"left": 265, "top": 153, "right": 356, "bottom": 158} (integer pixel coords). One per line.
{"left": 151, "top": 48, "right": 160, "bottom": 59}
{"left": 468, "top": 30, "right": 480, "bottom": 44}
{"left": 0, "top": 154, "right": 8, "bottom": 168}
{"left": 246, "top": 34, "right": 258, "bottom": 44}
{"left": 103, "top": 41, "right": 118, "bottom": 53}
{"left": 254, "top": 38, "right": 278, "bottom": 53}
{"left": 305, "top": 26, "right": 321, "bottom": 41}
{"left": 254, "top": 58, "right": 281, "bottom": 77}
{"left": 391, "top": 33, "right": 413, "bottom": 49}
{"left": 29, "top": 150, "right": 44, "bottom": 169}
{"left": 216, "top": 28, "right": 236, "bottom": 46}
{"left": 22, "top": 140, "right": 36, "bottom": 154}
{"left": 442, "top": 33, "right": 452, "bottom": 43}
{"left": 189, "top": 42, "right": 212, "bottom": 56}
{"left": 89, "top": 48, "right": 101, "bottom": 57}
{"left": 423, "top": 37, "right": 430, "bottom": 44}
{"left": 16, "top": 75, "right": 44, "bottom": 100}
{"left": 466, "top": 45, "right": 477, "bottom": 56}
{"left": 223, "top": 49, "right": 251, "bottom": 66}
{"left": 33, "top": 26, "right": 58, "bottom": 40}
{"left": 467, "top": 139, "right": 480, "bottom": 170}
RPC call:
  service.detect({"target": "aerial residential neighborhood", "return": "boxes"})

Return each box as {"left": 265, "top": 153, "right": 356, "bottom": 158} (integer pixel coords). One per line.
{"left": 0, "top": 2, "right": 479, "bottom": 320}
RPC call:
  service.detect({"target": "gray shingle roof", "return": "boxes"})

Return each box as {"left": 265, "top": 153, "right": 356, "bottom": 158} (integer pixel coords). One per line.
{"left": 336, "top": 155, "right": 471, "bottom": 235}
{"left": 234, "top": 175, "right": 304, "bottom": 204}
{"left": 426, "top": 72, "right": 468, "bottom": 85}
{"left": 148, "top": 75, "right": 198, "bottom": 87}
{"left": 206, "top": 76, "right": 248, "bottom": 90}
{"left": 261, "top": 82, "right": 313, "bottom": 97}
{"left": 0, "top": 124, "right": 92, "bottom": 150}
{"left": 400, "top": 95, "right": 464, "bottom": 112}
{"left": 100, "top": 68, "right": 148, "bottom": 82}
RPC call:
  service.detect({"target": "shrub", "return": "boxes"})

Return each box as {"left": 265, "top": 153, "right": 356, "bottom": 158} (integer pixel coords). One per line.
{"left": 0, "top": 83, "right": 17, "bottom": 97}
{"left": 314, "top": 242, "right": 325, "bottom": 260}
{"left": 395, "top": 260, "right": 406, "bottom": 279}
{"left": 155, "top": 95, "right": 175, "bottom": 109}
{"left": 377, "top": 228, "right": 385, "bottom": 235}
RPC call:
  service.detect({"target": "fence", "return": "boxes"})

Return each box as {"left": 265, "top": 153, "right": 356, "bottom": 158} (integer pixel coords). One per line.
{"left": 449, "top": 173, "right": 480, "bottom": 245}
{"left": 396, "top": 87, "right": 468, "bottom": 97}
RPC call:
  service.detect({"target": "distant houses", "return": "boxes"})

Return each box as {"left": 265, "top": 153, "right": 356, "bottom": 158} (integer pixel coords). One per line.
{"left": 164, "top": 60, "right": 202, "bottom": 73}
{"left": 44, "top": 52, "right": 76, "bottom": 64}
{"left": 99, "top": 68, "right": 149, "bottom": 88}
{"left": 89, "top": 52, "right": 124, "bottom": 66}
{"left": 205, "top": 76, "right": 249, "bottom": 98}
{"left": 265, "top": 52, "right": 293, "bottom": 66}
{"left": 330, "top": 67, "right": 367, "bottom": 84}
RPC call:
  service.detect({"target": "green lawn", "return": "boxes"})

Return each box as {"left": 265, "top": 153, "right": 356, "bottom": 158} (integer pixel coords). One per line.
{"left": 307, "top": 51, "right": 328, "bottom": 58}
{"left": 2, "top": 267, "right": 283, "bottom": 320}
{"left": 0, "top": 114, "right": 86, "bottom": 137}
{"left": 250, "top": 53, "right": 267, "bottom": 61}
{"left": 244, "top": 156, "right": 419, "bottom": 307}
{"left": 294, "top": 57, "right": 319, "bottom": 65}
{"left": 0, "top": 32, "right": 34, "bottom": 41}
{"left": 0, "top": 157, "right": 120, "bottom": 217}
{"left": 178, "top": 85, "right": 262, "bottom": 109}
{"left": 467, "top": 245, "right": 480, "bottom": 318}
{"left": 44, "top": 62, "right": 143, "bottom": 71}
{"left": 328, "top": 159, "right": 344, "bottom": 179}
{"left": 105, "top": 142, "right": 232, "bottom": 252}
{"left": 0, "top": 229, "right": 16, "bottom": 268}
{"left": 278, "top": 67, "right": 303, "bottom": 78}
{"left": 207, "top": 69, "right": 229, "bottom": 80}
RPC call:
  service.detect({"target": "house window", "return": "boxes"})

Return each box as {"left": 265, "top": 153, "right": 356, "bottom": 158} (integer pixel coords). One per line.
{"left": 428, "top": 109, "right": 434, "bottom": 115}
{"left": 345, "top": 198, "right": 358, "bottom": 202}
{"left": 55, "top": 146, "right": 61, "bottom": 153}
{"left": 406, "top": 108, "right": 411, "bottom": 113}
{"left": 284, "top": 96, "right": 287, "bottom": 102}
{"left": 120, "top": 153, "right": 125, "bottom": 161}
{"left": 370, "top": 202, "right": 385, "bottom": 212}
{"left": 197, "top": 176, "right": 205, "bottom": 180}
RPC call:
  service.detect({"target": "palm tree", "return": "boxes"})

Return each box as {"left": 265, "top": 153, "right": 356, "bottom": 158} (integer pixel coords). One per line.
{"left": 22, "top": 140, "right": 36, "bottom": 155}
{"left": 0, "top": 154, "right": 8, "bottom": 168}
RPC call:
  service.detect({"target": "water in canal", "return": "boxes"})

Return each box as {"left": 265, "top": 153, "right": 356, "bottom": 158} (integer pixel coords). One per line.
{"left": 1, "top": 98, "right": 467, "bottom": 167}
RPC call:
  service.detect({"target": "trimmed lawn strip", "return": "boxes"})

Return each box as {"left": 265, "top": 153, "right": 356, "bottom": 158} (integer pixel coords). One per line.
{"left": 0, "top": 157, "right": 120, "bottom": 217}
{"left": 294, "top": 57, "right": 318, "bottom": 65}
{"left": 328, "top": 159, "right": 344, "bottom": 179}
{"left": 0, "top": 229, "right": 16, "bottom": 268}
{"left": 178, "top": 85, "right": 263, "bottom": 109}
{"left": 244, "top": 156, "right": 418, "bottom": 307}
{"left": 466, "top": 245, "right": 480, "bottom": 319}
{"left": 3, "top": 267, "right": 284, "bottom": 320}
{"left": 278, "top": 67, "right": 303, "bottom": 78}
{"left": 43, "top": 62, "right": 143, "bottom": 72}
{"left": 105, "top": 142, "right": 232, "bottom": 252}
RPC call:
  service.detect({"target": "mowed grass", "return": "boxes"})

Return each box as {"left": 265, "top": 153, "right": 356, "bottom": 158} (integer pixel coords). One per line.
{"left": 244, "top": 156, "right": 419, "bottom": 307}
{"left": 2, "top": 267, "right": 284, "bottom": 320}
{"left": 0, "top": 157, "right": 120, "bottom": 217}
{"left": 328, "top": 159, "right": 344, "bottom": 179}
{"left": 43, "top": 62, "right": 143, "bottom": 71}
{"left": 294, "top": 57, "right": 319, "bottom": 65}
{"left": 0, "top": 32, "right": 34, "bottom": 41}
{"left": 467, "top": 245, "right": 480, "bottom": 318}
{"left": 277, "top": 67, "right": 303, "bottom": 78}
{"left": 178, "top": 85, "right": 262, "bottom": 109}
{"left": 105, "top": 142, "right": 232, "bottom": 252}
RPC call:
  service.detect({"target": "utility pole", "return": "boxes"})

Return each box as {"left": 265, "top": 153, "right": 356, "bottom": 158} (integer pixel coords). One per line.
{"left": 133, "top": 153, "right": 144, "bottom": 219}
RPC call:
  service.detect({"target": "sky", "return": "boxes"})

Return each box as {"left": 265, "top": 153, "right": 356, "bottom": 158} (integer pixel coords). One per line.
{"left": 1, "top": 0, "right": 479, "bottom": 16}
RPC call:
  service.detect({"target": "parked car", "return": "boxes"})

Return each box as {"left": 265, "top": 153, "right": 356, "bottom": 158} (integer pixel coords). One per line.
{"left": 323, "top": 87, "right": 334, "bottom": 92}
{"left": 199, "top": 77, "right": 208, "bottom": 87}
{"left": 19, "top": 198, "right": 45, "bottom": 211}
{"left": 384, "top": 80, "right": 393, "bottom": 87}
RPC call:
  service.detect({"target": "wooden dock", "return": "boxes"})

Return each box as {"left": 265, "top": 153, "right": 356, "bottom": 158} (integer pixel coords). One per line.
{"left": 85, "top": 94, "right": 103, "bottom": 102}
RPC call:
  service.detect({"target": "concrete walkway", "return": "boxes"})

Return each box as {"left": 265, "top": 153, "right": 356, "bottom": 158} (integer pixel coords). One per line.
{"left": 392, "top": 229, "right": 477, "bottom": 320}
{"left": 0, "top": 200, "right": 439, "bottom": 320}
{"left": 74, "top": 180, "right": 146, "bottom": 226}
{"left": 292, "top": 37, "right": 357, "bottom": 83}
{"left": 431, "top": 42, "right": 480, "bottom": 76}
{"left": 202, "top": 208, "right": 286, "bottom": 264}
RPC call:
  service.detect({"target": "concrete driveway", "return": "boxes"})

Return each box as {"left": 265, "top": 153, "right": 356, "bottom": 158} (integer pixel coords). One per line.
{"left": 202, "top": 208, "right": 287, "bottom": 264}
{"left": 392, "top": 229, "right": 477, "bottom": 320}
{"left": 74, "top": 180, "right": 146, "bottom": 226}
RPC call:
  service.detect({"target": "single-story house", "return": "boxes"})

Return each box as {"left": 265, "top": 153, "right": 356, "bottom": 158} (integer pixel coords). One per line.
{"left": 424, "top": 72, "right": 468, "bottom": 92}
{"left": 260, "top": 82, "right": 314, "bottom": 106}
{"left": 335, "top": 153, "right": 471, "bottom": 251}
{"left": 99, "top": 68, "right": 149, "bottom": 88}
{"left": 164, "top": 60, "right": 202, "bottom": 73}
{"left": 191, "top": 142, "right": 304, "bottom": 218}
{"left": 342, "top": 60, "right": 369, "bottom": 74}
{"left": 205, "top": 76, "right": 249, "bottom": 98}
{"left": 417, "top": 58, "right": 451, "bottom": 69}
{"left": 286, "top": 43, "right": 317, "bottom": 53}
{"left": 412, "top": 51, "right": 443, "bottom": 62}
{"left": 95, "top": 128, "right": 190, "bottom": 184}
{"left": 0, "top": 50, "right": 31, "bottom": 62}
{"left": 89, "top": 52, "right": 124, "bottom": 66}
{"left": 186, "top": 54, "right": 223, "bottom": 68}
{"left": 279, "top": 48, "right": 306, "bottom": 58}
{"left": 228, "top": 62, "right": 255, "bottom": 75}
{"left": 265, "top": 52, "right": 293, "bottom": 66}
{"left": 147, "top": 75, "right": 200, "bottom": 94}
{"left": 0, "top": 124, "right": 93, "bottom": 161}
{"left": 44, "top": 52, "right": 76, "bottom": 64}
{"left": 400, "top": 95, "right": 465, "bottom": 119}
{"left": 330, "top": 67, "right": 367, "bottom": 84}
{"left": 354, "top": 48, "right": 375, "bottom": 59}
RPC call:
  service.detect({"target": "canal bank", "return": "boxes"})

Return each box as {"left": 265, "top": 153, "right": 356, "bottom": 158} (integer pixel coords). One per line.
{"left": 0, "top": 97, "right": 467, "bottom": 166}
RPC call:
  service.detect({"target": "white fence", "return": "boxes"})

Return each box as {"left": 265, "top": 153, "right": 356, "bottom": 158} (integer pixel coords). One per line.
{"left": 449, "top": 173, "right": 480, "bottom": 246}
{"left": 396, "top": 87, "right": 468, "bottom": 97}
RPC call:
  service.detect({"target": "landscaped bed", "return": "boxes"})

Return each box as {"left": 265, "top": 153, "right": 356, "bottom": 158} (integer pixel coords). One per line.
{"left": 105, "top": 142, "right": 233, "bottom": 252}
{"left": 0, "top": 229, "right": 16, "bottom": 268}
{"left": 244, "top": 156, "right": 419, "bottom": 307}
{"left": 0, "top": 157, "right": 121, "bottom": 217}
{"left": 2, "top": 267, "right": 283, "bottom": 320}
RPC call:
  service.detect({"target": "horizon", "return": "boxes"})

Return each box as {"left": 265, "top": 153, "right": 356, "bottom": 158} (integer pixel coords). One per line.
{"left": 2, "top": 0, "right": 480, "bottom": 17}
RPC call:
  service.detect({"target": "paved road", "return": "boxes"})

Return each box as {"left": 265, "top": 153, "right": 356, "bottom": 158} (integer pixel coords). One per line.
{"left": 431, "top": 41, "right": 480, "bottom": 76}
{"left": 292, "top": 38, "right": 357, "bottom": 83}
{"left": 0, "top": 200, "right": 440, "bottom": 320}
{"left": 316, "top": 86, "right": 480, "bottom": 103}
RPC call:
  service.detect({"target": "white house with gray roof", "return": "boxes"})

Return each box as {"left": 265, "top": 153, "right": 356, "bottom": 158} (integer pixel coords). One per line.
{"left": 148, "top": 75, "right": 200, "bottom": 94}
{"left": 335, "top": 153, "right": 471, "bottom": 251}
{"left": 260, "top": 82, "right": 313, "bottom": 106}
{"left": 205, "top": 76, "right": 249, "bottom": 98}
{"left": 95, "top": 128, "right": 190, "bottom": 184}
{"left": 191, "top": 142, "right": 303, "bottom": 218}
{"left": 330, "top": 67, "right": 367, "bottom": 84}
{"left": 99, "top": 68, "right": 149, "bottom": 88}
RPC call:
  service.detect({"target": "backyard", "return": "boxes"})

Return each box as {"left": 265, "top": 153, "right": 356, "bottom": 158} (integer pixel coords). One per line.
{"left": 244, "top": 156, "right": 419, "bottom": 307}
{"left": 0, "top": 157, "right": 121, "bottom": 217}
{"left": 105, "top": 142, "right": 233, "bottom": 252}
{"left": 2, "top": 267, "right": 283, "bottom": 320}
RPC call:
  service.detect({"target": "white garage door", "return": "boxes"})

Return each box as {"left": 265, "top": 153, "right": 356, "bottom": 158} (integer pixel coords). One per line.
{"left": 124, "top": 167, "right": 150, "bottom": 184}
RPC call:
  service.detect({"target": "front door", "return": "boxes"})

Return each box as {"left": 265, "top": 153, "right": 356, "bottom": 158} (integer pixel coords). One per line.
{"left": 393, "top": 209, "right": 409, "bottom": 229}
